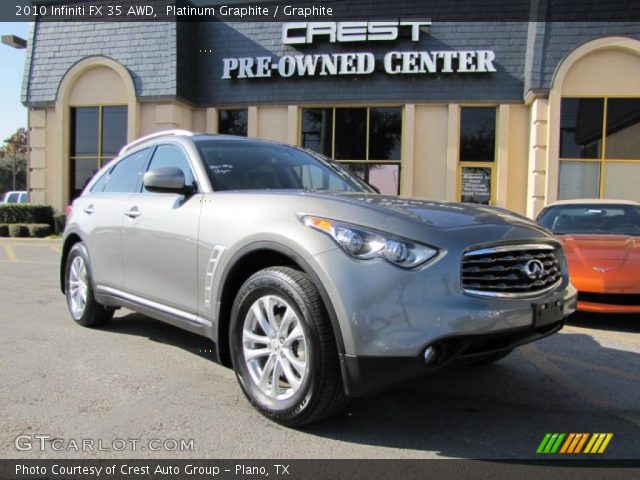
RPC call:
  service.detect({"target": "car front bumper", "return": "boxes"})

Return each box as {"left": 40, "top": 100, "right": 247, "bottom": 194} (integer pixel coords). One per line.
{"left": 309, "top": 247, "right": 577, "bottom": 396}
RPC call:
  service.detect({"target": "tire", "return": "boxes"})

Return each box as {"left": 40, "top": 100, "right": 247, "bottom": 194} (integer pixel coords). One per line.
{"left": 469, "top": 348, "right": 514, "bottom": 366}
{"left": 65, "top": 242, "right": 113, "bottom": 327}
{"left": 230, "top": 266, "right": 347, "bottom": 426}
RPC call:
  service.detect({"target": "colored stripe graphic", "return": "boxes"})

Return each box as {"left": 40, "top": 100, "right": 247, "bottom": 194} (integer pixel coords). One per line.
{"left": 538, "top": 433, "right": 613, "bottom": 454}
{"left": 537, "top": 433, "right": 565, "bottom": 453}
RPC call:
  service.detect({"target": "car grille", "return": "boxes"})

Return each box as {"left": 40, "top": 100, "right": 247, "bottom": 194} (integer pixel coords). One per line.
{"left": 462, "top": 244, "right": 562, "bottom": 297}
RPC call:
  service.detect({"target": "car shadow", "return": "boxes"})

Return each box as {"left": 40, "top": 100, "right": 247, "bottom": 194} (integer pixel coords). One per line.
{"left": 567, "top": 311, "right": 640, "bottom": 334}
{"left": 100, "top": 311, "right": 640, "bottom": 459}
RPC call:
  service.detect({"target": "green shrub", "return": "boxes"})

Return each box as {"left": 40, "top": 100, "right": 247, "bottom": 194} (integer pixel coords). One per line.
{"left": 0, "top": 204, "right": 55, "bottom": 226}
{"left": 0, "top": 224, "right": 8, "bottom": 237}
{"left": 28, "top": 224, "right": 52, "bottom": 238}
{"left": 8, "top": 224, "right": 29, "bottom": 238}
{"left": 54, "top": 213, "right": 66, "bottom": 235}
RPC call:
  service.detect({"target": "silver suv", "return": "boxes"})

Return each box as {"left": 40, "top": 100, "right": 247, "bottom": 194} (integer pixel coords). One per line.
{"left": 61, "top": 130, "right": 576, "bottom": 425}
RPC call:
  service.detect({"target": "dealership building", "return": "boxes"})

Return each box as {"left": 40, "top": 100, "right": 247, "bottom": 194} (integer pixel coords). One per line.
{"left": 20, "top": 1, "right": 640, "bottom": 216}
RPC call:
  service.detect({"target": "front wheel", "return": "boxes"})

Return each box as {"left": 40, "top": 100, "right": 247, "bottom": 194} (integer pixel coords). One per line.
{"left": 65, "top": 242, "right": 113, "bottom": 327}
{"left": 230, "top": 267, "right": 347, "bottom": 426}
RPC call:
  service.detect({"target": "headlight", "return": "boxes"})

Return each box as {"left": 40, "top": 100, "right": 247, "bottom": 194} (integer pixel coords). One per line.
{"left": 302, "top": 215, "right": 438, "bottom": 268}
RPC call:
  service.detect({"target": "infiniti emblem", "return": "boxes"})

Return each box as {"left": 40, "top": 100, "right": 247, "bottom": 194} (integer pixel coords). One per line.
{"left": 523, "top": 259, "right": 545, "bottom": 279}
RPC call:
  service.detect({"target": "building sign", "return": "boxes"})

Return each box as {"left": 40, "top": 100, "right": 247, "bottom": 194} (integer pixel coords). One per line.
{"left": 222, "top": 21, "right": 497, "bottom": 79}
{"left": 461, "top": 167, "right": 492, "bottom": 205}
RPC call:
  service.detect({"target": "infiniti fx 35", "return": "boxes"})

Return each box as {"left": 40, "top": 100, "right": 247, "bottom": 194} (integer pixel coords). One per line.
{"left": 61, "top": 130, "right": 577, "bottom": 425}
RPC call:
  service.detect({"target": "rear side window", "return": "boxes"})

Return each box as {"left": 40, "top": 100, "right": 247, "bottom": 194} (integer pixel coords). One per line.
{"left": 144, "top": 144, "right": 196, "bottom": 192}
{"left": 90, "top": 169, "right": 110, "bottom": 193}
{"left": 103, "top": 149, "right": 149, "bottom": 193}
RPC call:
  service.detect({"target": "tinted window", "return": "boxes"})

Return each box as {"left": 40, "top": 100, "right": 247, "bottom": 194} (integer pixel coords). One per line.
{"left": 196, "top": 140, "right": 372, "bottom": 193}
{"left": 369, "top": 108, "right": 402, "bottom": 160}
{"left": 104, "top": 149, "right": 149, "bottom": 193}
{"left": 559, "top": 98, "right": 603, "bottom": 159}
{"left": 301, "top": 108, "right": 333, "bottom": 156}
{"left": 145, "top": 145, "right": 196, "bottom": 192}
{"left": 335, "top": 108, "right": 366, "bottom": 160}
{"left": 219, "top": 110, "right": 248, "bottom": 136}
{"left": 605, "top": 98, "right": 640, "bottom": 160}
{"left": 90, "top": 168, "right": 111, "bottom": 193}
{"left": 72, "top": 159, "right": 100, "bottom": 199}
{"left": 460, "top": 107, "right": 496, "bottom": 161}
{"left": 71, "top": 107, "right": 99, "bottom": 157}
{"left": 101, "top": 106, "right": 128, "bottom": 156}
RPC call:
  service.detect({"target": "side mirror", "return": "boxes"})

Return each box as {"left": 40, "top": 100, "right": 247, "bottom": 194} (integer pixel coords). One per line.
{"left": 143, "top": 167, "right": 192, "bottom": 195}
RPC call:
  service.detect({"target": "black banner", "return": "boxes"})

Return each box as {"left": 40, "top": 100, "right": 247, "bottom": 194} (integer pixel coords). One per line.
{"left": 2, "top": 0, "right": 640, "bottom": 22}
{"left": 2, "top": 459, "right": 640, "bottom": 480}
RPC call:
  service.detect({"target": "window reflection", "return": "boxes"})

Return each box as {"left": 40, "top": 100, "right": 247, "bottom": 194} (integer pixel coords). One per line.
{"left": 335, "top": 108, "right": 366, "bottom": 160}
{"left": 219, "top": 109, "right": 248, "bottom": 136}
{"left": 560, "top": 98, "right": 603, "bottom": 159}
{"left": 460, "top": 107, "right": 496, "bottom": 162}
{"left": 605, "top": 98, "right": 640, "bottom": 160}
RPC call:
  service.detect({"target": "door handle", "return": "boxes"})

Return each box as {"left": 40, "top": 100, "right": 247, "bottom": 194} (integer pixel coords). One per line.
{"left": 125, "top": 207, "right": 141, "bottom": 219}
{"left": 83, "top": 205, "right": 95, "bottom": 215}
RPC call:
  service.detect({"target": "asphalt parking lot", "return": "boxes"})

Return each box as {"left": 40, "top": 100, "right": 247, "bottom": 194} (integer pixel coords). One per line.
{"left": 1, "top": 238, "right": 639, "bottom": 459}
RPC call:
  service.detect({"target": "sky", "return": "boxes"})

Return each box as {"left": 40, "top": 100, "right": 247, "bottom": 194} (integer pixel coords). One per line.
{"left": 0, "top": 22, "right": 29, "bottom": 144}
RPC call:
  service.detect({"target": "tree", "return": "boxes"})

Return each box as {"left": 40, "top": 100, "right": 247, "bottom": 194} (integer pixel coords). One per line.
{"left": 0, "top": 128, "right": 28, "bottom": 194}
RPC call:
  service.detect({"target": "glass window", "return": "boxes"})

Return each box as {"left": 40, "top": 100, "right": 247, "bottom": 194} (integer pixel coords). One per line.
{"left": 560, "top": 98, "right": 603, "bottom": 159}
{"left": 558, "top": 161, "right": 600, "bottom": 200}
{"left": 70, "top": 105, "right": 128, "bottom": 201}
{"left": 89, "top": 168, "right": 110, "bottom": 193}
{"left": 538, "top": 204, "right": 640, "bottom": 236}
{"left": 605, "top": 98, "right": 640, "bottom": 160}
{"left": 460, "top": 166, "right": 492, "bottom": 205}
{"left": 218, "top": 109, "right": 248, "bottom": 136}
{"left": 196, "top": 140, "right": 373, "bottom": 193}
{"left": 369, "top": 108, "right": 402, "bottom": 160}
{"left": 558, "top": 97, "right": 640, "bottom": 201}
{"left": 71, "top": 107, "right": 99, "bottom": 157}
{"left": 301, "top": 108, "right": 333, "bottom": 156}
{"left": 101, "top": 106, "right": 128, "bottom": 156}
{"left": 335, "top": 108, "right": 366, "bottom": 160}
{"left": 460, "top": 107, "right": 496, "bottom": 162}
{"left": 145, "top": 144, "right": 196, "bottom": 192}
{"left": 71, "top": 159, "right": 100, "bottom": 199}
{"left": 300, "top": 107, "right": 403, "bottom": 194}
{"left": 103, "top": 149, "right": 149, "bottom": 193}
{"left": 368, "top": 164, "right": 400, "bottom": 195}
{"left": 603, "top": 162, "right": 640, "bottom": 203}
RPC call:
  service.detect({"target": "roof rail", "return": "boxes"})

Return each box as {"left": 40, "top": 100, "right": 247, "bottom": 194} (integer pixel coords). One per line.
{"left": 118, "top": 129, "right": 195, "bottom": 156}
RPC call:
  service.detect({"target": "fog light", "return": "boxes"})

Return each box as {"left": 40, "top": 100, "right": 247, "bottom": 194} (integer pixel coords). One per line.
{"left": 423, "top": 345, "right": 439, "bottom": 365}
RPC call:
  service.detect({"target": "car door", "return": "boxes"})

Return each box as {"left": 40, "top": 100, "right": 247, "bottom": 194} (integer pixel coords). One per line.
{"left": 75, "top": 148, "right": 150, "bottom": 290}
{"left": 122, "top": 143, "right": 203, "bottom": 315}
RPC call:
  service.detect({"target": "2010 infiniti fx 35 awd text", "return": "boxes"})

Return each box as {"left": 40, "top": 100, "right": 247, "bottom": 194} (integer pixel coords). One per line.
{"left": 61, "top": 130, "right": 576, "bottom": 426}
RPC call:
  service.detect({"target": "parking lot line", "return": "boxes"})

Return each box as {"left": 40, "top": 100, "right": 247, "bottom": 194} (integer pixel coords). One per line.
{"left": 0, "top": 243, "right": 18, "bottom": 262}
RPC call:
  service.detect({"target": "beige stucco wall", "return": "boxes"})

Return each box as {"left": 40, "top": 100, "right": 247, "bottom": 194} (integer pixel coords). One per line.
{"left": 255, "top": 106, "right": 289, "bottom": 142}
{"left": 505, "top": 104, "right": 529, "bottom": 215}
{"left": 413, "top": 105, "right": 448, "bottom": 200}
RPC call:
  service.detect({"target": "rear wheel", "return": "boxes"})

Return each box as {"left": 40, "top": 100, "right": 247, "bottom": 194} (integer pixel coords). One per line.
{"left": 65, "top": 242, "right": 113, "bottom": 327}
{"left": 230, "top": 267, "right": 347, "bottom": 426}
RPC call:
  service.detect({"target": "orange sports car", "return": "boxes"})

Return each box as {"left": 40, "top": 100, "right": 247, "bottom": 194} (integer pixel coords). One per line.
{"left": 536, "top": 199, "right": 640, "bottom": 314}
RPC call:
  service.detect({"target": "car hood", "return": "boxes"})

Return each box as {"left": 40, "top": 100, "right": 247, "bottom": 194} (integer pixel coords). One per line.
{"left": 559, "top": 234, "right": 640, "bottom": 270}
{"left": 312, "top": 192, "right": 542, "bottom": 230}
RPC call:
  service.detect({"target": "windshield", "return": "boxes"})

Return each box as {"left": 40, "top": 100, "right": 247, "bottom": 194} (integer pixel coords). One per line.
{"left": 538, "top": 204, "right": 640, "bottom": 236}
{"left": 195, "top": 140, "right": 374, "bottom": 193}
